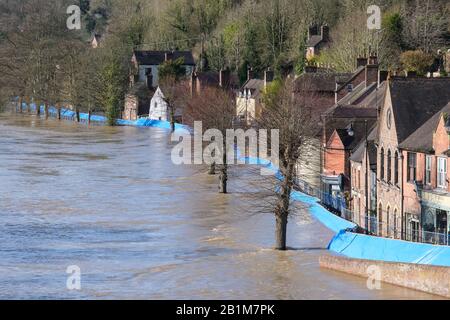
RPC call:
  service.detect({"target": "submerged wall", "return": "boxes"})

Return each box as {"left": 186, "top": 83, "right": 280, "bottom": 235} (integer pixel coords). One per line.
{"left": 319, "top": 254, "right": 450, "bottom": 298}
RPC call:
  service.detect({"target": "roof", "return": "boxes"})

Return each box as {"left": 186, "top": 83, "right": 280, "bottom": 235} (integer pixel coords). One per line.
{"left": 243, "top": 78, "right": 265, "bottom": 90}
{"left": 294, "top": 72, "right": 352, "bottom": 93}
{"left": 241, "top": 79, "right": 265, "bottom": 98}
{"left": 349, "top": 125, "right": 378, "bottom": 163}
{"left": 399, "top": 102, "right": 450, "bottom": 153}
{"left": 133, "top": 50, "right": 195, "bottom": 66}
{"left": 195, "top": 71, "right": 240, "bottom": 89}
{"left": 329, "top": 119, "right": 377, "bottom": 151}
{"left": 336, "top": 66, "right": 365, "bottom": 92}
{"left": 389, "top": 77, "right": 450, "bottom": 143}
{"left": 127, "top": 82, "right": 154, "bottom": 99}
{"left": 307, "top": 35, "right": 323, "bottom": 47}
{"left": 196, "top": 71, "right": 219, "bottom": 85}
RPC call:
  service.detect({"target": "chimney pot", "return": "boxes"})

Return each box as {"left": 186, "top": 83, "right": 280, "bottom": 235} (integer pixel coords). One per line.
{"left": 357, "top": 57, "right": 368, "bottom": 68}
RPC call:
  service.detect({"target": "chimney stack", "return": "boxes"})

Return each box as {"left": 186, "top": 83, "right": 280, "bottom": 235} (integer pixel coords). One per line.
{"left": 357, "top": 57, "right": 368, "bottom": 69}
{"left": 145, "top": 69, "right": 153, "bottom": 89}
{"left": 264, "top": 68, "right": 274, "bottom": 89}
{"left": 165, "top": 52, "right": 174, "bottom": 62}
{"left": 378, "top": 70, "right": 388, "bottom": 85}
{"left": 219, "top": 69, "right": 231, "bottom": 88}
{"left": 247, "top": 67, "right": 254, "bottom": 81}
{"left": 308, "top": 25, "right": 318, "bottom": 40}
{"left": 321, "top": 25, "right": 329, "bottom": 42}
{"left": 368, "top": 55, "right": 378, "bottom": 65}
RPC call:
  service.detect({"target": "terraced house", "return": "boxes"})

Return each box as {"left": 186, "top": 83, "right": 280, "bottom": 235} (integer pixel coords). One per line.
{"left": 398, "top": 102, "right": 450, "bottom": 244}
{"left": 375, "top": 76, "right": 450, "bottom": 241}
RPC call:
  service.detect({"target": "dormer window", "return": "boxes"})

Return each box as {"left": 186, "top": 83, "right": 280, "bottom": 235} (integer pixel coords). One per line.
{"left": 347, "top": 84, "right": 353, "bottom": 92}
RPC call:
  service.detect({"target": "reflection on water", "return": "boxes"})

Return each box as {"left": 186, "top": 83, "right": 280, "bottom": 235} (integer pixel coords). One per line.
{"left": 0, "top": 113, "right": 438, "bottom": 299}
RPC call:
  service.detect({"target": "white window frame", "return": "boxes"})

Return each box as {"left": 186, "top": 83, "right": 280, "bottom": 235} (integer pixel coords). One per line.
{"left": 425, "top": 155, "right": 432, "bottom": 185}
{"left": 437, "top": 157, "right": 447, "bottom": 189}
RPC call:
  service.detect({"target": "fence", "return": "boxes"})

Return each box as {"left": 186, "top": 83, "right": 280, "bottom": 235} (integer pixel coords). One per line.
{"left": 293, "top": 177, "right": 450, "bottom": 246}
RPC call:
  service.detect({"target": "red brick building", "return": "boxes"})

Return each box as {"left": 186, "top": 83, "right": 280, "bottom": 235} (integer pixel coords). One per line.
{"left": 372, "top": 76, "right": 450, "bottom": 240}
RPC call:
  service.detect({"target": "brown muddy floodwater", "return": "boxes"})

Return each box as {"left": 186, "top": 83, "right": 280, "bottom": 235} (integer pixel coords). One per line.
{"left": 0, "top": 113, "right": 438, "bottom": 299}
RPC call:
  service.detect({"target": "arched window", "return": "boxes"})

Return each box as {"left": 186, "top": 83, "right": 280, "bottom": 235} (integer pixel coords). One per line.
{"left": 394, "top": 151, "right": 399, "bottom": 185}
{"left": 386, "top": 206, "right": 390, "bottom": 237}
{"left": 387, "top": 150, "right": 392, "bottom": 183}
{"left": 393, "top": 209, "right": 398, "bottom": 239}
{"left": 373, "top": 203, "right": 383, "bottom": 234}
{"left": 378, "top": 203, "right": 383, "bottom": 237}
{"left": 380, "top": 148, "right": 385, "bottom": 181}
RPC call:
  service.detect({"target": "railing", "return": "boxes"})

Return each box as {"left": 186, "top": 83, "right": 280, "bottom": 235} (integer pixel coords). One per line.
{"left": 293, "top": 177, "right": 449, "bottom": 246}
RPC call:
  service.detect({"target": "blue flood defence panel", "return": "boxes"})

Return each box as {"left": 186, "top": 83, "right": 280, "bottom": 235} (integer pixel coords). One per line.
{"left": 290, "top": 191, "right": 356, "bottom": 234}
{"left": 16, "top": 104, "right": 450, "bottom": 267}
{"left": 242, "top": 156, "right": 450, "bottom": 267}
{"left": 18, "top": 102, "right": 189, "bottom": 130}
{"left": 328, "top": 230, "right": 450, "bottom": 267}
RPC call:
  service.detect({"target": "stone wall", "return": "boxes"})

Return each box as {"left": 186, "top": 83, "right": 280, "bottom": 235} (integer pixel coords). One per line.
{"left": 319, "top": 254, "right": 450, "bottom": 298}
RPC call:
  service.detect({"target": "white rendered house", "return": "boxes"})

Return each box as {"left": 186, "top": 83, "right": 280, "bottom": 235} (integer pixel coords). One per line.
{"left": 149, "top": 87, "right": 169, "bottom": 121}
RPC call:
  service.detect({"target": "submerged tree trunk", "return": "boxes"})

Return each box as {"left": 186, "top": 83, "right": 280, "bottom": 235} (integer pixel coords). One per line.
{"left": 25, "top": 97, "right": 30, "bottom": 113}
{"left": 219, "top": 141, "right": 227, "bottom": 194}
{"left": 18, "top": 97, "right": 22, "bottom": 113}
{"left": 275, "top": 214, "right": 288, "bottom": 250}
{"left": 36, "top": 101, "right": 41, "bottom": 116}
{"left": 75, "top": 107, "right": 80, "bottom": 122}
{"left": 208, "top": 162, "right": 216, "bottom": 175}
{"left": 275, "top": 161, "right": 295, "bottom": 250}
{"left": 44, "top": 102, "right": 48, "bottom": 119}
{"left": 219, "top": 165, "right": 227, "bottom": 193}
{"left": 169, "top": 105, "right": 175, "bottom": 132}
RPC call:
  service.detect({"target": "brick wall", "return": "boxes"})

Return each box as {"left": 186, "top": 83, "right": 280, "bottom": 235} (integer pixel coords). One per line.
{"left": 377, "top": 87, "right": 403, "bottom": 237}
{"left": 324, "top": 131, "right": 346, "bottom": 176}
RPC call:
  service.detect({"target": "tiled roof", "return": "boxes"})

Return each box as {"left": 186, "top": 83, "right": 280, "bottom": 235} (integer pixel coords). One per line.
{"left": 307, "top": 35, "right": 323, "bottom": 47}
{"left": 389, "top": 77, "right": 450, "bottom": 143}
{"left": 399, "top": 102, "right": 450, "bottom": 153}
{"left": 294, "top": 72, "right": 352, "bottom": 93}
{"left": 134, "top": 50, "right": 196, "bottom": 66}
{"left": 349, "top": 125, "right": 378, "bottom": 163}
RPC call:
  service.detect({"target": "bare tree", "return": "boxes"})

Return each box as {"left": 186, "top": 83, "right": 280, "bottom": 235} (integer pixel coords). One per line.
{"left": 159, "top": 76, "right": 190, "bottom": 132}
{"left": 257, "top": 79, "right": 317, "bottom": 250}
{"left": 184, "top": 85, "right": 236, "bottom": 193}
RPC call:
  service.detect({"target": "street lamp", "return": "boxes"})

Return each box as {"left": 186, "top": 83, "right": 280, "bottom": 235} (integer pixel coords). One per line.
{"left": 348, "top": 119, "right": 369, "bottom": 234}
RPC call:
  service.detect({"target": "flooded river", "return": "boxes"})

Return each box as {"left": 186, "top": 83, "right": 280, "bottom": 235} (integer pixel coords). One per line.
{"left": 0, "top": 113, "right": 437, "bottom": 299}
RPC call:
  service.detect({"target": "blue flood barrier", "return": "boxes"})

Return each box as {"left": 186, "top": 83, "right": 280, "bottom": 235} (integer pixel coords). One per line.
{"left": 15, "top": 102, "right": 450, "bottom": 267}
{"left": 241, "top": 155, "right": 450, "bottom": 267}
{"left": 328, "top": 230, "right": 450, "bottom": 267}
{"left": 17, "top": 102, "right": 189, "bottom": 130}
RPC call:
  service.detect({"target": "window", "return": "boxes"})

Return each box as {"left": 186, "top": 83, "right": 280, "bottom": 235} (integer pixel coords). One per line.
{"left": 407, "top": 152, "right": 416, "bottom": 182}
{"left": 387, "top": 150, "right": 392, "bottom": 183}
{"left": 347, "top": 84, "right": 353, "bottom": 92}
{"left": 394, "top": 151, "right": 399, "bottom": 185}
{"left": 380, "top": 148, "right": 385, "bottom": 181}
{"left": 437, "top": 157, "right": 447, "bottom": 189}
{"left": 358, "top": 169, "right": 361, "bottom": 189}
{"left": 378, "top": 204, "right": 383, "bottom": 236}
{"left": 425, "top": 155, "right": 432, "bottom": 185}
{"left": 393, "top": 209, "right": 398, "bottom": 239}
{"left": 386, "top": 206, "right": 390, "bottom": 237}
